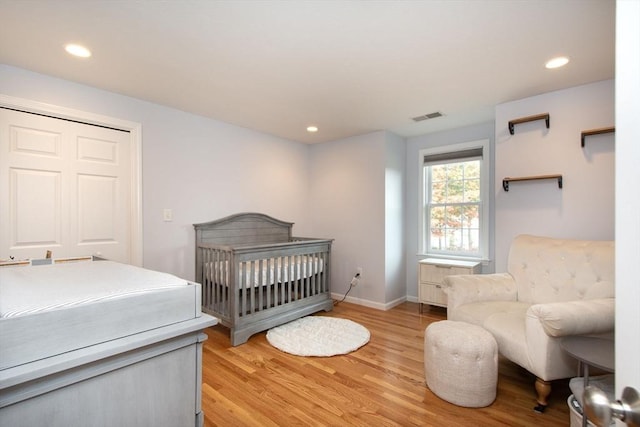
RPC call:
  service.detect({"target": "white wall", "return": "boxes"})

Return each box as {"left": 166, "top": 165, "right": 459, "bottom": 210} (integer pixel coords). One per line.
{"left": 385, "top": 132, "right": 406, "bottom": 305}
{"left": 404, "top": 122, "right": 495, "bottom": 300}
{"left": 0, "top": 64, "right": 312, "bottom": 281}
{"left": 494, "top": 80, "right": 615, "bottom": 272}
{"left": 308, "top": 130, "right": 407, "bottom": 309}
{"left": 309, "top": 131, "right": 387, "bottom": 306}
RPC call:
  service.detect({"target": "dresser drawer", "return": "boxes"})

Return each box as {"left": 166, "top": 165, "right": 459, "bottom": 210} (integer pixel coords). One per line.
{"left": 419, "top": 263, "right": 473, "bottom": 283}
{"left": 419, "top": 283, "right": 447, "bottom": 307}
{"left": 418, "top": 259, "right": 481, "bottom": 310}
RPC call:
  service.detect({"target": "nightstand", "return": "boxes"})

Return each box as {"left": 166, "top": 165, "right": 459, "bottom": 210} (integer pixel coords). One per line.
{"left": 418, "top": 258, "right": 481, "bottom": 312}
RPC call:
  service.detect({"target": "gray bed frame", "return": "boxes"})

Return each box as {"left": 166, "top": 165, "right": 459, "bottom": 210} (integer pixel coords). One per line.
{"left": 194, "top": 212, "right": 333, "bottom": 345}
{"left": 0, "top": 264, "right": 217, "bottom": 427}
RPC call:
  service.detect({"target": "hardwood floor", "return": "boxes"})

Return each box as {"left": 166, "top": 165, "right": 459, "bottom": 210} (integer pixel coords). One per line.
{"left": 201, "top": 302, "right": 572, "bottom": 426}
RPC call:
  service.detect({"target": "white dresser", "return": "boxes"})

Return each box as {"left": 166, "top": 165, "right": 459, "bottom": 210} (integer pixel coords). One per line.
{"left": 418, "top": 258, "right": 481, "bottom": 312}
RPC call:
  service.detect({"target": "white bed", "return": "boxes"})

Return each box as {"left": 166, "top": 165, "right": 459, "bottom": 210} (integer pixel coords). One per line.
{"left": 0, "top": 260, "right": 218, "bottom": 427}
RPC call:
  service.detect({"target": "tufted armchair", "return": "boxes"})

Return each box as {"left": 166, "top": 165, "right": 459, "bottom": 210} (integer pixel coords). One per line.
{"left": 442, "top": 234, "right": 615, "bottom": 412}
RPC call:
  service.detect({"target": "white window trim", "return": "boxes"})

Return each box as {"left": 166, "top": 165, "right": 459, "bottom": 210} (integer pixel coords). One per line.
{"left": 418, "top": 139, "right": 490, "bottom": 260}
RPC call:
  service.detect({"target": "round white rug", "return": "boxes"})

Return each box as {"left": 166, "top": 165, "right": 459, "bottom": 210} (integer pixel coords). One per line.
{"left": 266, "top": 316, "right": 370, "bottom": 357}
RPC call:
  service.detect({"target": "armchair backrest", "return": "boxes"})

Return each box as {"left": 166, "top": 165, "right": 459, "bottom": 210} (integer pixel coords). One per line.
{"left": 507, "top": 235, "right": 614, "bottom": 304}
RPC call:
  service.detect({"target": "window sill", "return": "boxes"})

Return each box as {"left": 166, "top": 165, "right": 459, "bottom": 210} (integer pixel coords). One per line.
{"left": 416, "top": 253, "right": 490, "bottom": 265}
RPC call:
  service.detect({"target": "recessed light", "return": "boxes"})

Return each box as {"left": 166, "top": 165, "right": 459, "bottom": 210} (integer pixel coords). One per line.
{"left": 545, "top": 56, "right": 569, "bottom": 69}
{"left": 306, "top": 126, "right": 318, "bottom": 133}
{"left": 65, "top": 43, "right": 92, "bottom": 58}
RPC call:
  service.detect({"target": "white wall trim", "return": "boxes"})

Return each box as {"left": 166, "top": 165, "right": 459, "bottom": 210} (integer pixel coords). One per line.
{"left": 0, "top": 94, "right": 143, "bottom": 266}
{"left": 331, "top": 293, "right": 407, "bottom": 311}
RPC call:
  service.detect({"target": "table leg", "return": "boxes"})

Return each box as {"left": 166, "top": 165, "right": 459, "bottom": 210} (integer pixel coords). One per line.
{"left": 582, "top": 363, "right": 590, "bottom": 427}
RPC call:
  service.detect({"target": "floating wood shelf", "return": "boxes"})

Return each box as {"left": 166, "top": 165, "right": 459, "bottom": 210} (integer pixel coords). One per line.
{"left": 581, "top": 126, "right": 615, "bottom": 147}
{"left": 502, "top": 174, "right": 563, "bottom": 192}
{"left": 508, "top": 113, "right": 550, "bottom": 135}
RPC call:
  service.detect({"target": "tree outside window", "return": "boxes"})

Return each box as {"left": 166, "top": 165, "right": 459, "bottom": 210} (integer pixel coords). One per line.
{"left": 426, "top": 159, "right": 481, "bottom": 255}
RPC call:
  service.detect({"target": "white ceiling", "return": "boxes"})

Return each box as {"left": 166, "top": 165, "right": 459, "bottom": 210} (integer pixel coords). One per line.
{"left": 0, "top": 1, "right": 615, "bottom": 144}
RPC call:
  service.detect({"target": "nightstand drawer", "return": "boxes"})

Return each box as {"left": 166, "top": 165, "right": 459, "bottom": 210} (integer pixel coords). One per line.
{"left": 419, "top": 283, "right": 447, "bottom": 307}
{"left": 418, "top": 258, "right": 481, "bottom": 311}
{"left": 419, "top": 264, "right": 473, "bottom": 283}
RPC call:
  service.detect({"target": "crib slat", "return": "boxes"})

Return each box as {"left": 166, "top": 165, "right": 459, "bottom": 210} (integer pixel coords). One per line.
{"left": 321, "top": 251, "right": 327, "bottom": 294}
{"left": 283, "top": 255, "right": 290, "bottom": 305}
{"left": 220, "top": 250, "right": 225, "bottom": 314}
{"left": 239, "top": 262, "right": 246, "bottom": 318}
{"left": 248, "top": 261, "right": 254, "bottom": 315}
{"left": 306, "top": 253, "right": 312, "bottom": 297}
{"left": 311, "top": 253, "right": 317, "bottom": 296}
{"left": 310, "top": 252, "right": 317, "bottom": 296}
{"left": 275, "top": 257, "right": 282, "bottom": 307}
{"left": 291, "top": 255, "right": 300, "bottom": 301}
{"left": 214, "top": 249, "right": 221, "bottom": 316}
{"left": 266, "top": 258, "right": 271, "bottom": 309}
{"left": 258, "top": 259, "right": 264, "bottom": 313}
{"left": 221, "top": 249, "right": 228, "bottom": 317}
{"left": 202, "top": 248, "right": 209, "bottom": 308}
{"left": 317, "top": 252, "right": 322, "bottom": 294}
{"left": 212, "top": 249, "right": 218, "bottom": 313}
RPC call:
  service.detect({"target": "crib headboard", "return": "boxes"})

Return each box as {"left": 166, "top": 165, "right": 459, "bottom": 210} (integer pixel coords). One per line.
{"left": 193, "top": 212, "right": 293, "bottom": 247}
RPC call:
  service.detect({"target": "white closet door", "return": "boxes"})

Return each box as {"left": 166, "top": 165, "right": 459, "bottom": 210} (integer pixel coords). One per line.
{"left": 0, "top": 108, "right": 132, "bottom": 263}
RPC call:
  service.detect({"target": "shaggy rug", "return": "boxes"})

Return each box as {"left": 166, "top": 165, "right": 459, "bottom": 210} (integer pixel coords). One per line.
{"left": 266, "top": 316, "right": 370, "bottom": 357}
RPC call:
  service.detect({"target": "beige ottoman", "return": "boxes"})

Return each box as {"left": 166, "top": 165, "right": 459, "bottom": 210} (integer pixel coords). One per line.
{"left": 424, "top": 320, "right": 498, "bottom": 407}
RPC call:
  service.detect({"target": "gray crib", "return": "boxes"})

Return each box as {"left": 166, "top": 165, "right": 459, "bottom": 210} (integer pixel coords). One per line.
{"left": 194, "top": 212, "right": 333, "bottom": 345}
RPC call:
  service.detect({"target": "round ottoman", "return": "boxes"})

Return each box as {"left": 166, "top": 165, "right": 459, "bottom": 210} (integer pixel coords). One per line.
{"left": 424, "top": 320, "right": 498, "bottom": 407}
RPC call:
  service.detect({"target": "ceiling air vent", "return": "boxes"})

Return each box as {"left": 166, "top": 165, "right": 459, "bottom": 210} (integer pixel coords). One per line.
{"left": 412, "top": 112, "right": 443, "bottom": 122}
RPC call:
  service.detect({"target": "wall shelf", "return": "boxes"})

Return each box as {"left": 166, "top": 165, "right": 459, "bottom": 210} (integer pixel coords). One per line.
{"left": 502, "top": 174, "right": 563, "bottom": 192}
{"left": 581, "top": 126, "right": 615, "bottom": 147}
{"left": 508, "top": 113, "right": 550, "bottom": 135}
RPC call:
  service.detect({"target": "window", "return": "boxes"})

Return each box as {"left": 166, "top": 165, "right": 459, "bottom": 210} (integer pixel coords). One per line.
{"left": 420, "top": 140, "right": 489, "bottom": 259}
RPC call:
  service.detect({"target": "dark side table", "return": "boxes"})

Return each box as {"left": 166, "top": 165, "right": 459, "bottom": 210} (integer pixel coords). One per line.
{"left": 561, "top": 336, "right": 615, "bottom": 427}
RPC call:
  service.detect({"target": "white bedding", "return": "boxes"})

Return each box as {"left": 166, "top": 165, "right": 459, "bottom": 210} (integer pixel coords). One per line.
{"left": 0, "top": 261, "right": 189, "bottom": 318}
{"left": 205, "top": 256, "right": 324, "bottom": 287}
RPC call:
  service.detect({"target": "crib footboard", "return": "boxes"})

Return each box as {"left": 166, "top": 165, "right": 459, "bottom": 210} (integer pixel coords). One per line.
{"left": 197, "top": 238, "right": 333, "bottom": 345}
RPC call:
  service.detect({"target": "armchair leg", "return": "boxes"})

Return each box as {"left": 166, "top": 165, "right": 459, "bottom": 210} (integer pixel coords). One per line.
{"left": 533, "top": 378, "right": 551, "bottom": 413}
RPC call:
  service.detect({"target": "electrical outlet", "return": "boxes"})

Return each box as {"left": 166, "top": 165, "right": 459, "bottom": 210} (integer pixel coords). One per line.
{"left": 163, "top": 208, "right": 173, "bottom": 222}
{"left": 350, "top": 267, "right": 363, "bottom": 287}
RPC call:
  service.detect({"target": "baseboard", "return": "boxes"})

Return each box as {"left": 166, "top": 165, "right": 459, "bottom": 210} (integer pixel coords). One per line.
{"left": 330, "top": 293, "right": 408, "bottom": 311}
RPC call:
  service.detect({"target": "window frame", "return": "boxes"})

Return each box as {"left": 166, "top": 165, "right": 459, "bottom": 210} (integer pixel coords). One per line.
{"left": 418, "top": 139, "right": 490, "bottom": 260}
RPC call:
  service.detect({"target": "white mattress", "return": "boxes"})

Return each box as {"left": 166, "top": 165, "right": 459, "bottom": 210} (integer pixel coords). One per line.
{"left": 205, "top": 256, "right": 324, "bottom": 287}
{"left": 0, "top": 261, "right": 202, "bottom": 371}
{"left": 0, "top": 261, "right": 189, "bottom": 318}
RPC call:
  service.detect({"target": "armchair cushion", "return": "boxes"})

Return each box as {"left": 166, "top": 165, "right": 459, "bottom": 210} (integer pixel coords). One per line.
{"left": 449, "top": 300, "right": 529, "bottom": 328}
{"left": 528, "top": 298, "right": 615, "bottom": 337}
{"left": 443, "top": 272, "right": 516, "bottom": 315}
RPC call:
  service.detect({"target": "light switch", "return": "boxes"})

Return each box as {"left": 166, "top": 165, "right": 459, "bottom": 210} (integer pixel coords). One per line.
{"left": 163, "top": 209, "right": 173, "bottom": 222}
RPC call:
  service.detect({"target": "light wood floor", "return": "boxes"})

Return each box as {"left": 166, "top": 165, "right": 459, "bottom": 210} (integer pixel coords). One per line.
{"left": 201, "top": 301, "right": 572, "bottom": 426}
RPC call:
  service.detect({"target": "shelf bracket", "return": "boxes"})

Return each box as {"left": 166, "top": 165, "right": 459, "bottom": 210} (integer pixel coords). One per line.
{"left": 502, "top": 174, "right": 563, "bottom": 192}
{"left": 581, "top": 126, "right": 615, "bottom": 147}
{"left": 508, "top": 113, "right": 550, "bottom": 135}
